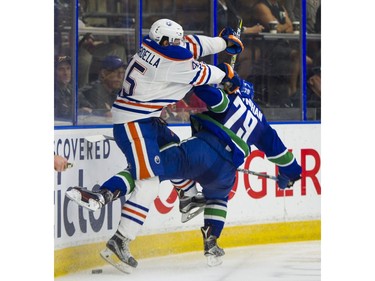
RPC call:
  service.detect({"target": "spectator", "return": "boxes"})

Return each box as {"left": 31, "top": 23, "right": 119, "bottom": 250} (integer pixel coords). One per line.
{"left": 77, "top": 32, "right": 95, "bottom": 89}
{"left": 81, "top": 55, "right": 126, "bottom": 117}
{"left": 78, "top": 28, "right": 127, "bottom": 88}
{"left": 54, "top": 55, "right": 92, "bottom": 121}
{"left": 285, "top": 0, "right": 321, "bottom": 81}
{"left": 54, "top": 55, "right": 74, "bottom": 120}
{"left": 73, "top": 0, "right": 127, "bottom": 88}
{"left": 248, "top": 0, "right": 313, "bottom": 107}
{"left": 307, "top": 67, "right": 321, "bottom": 107}
{"left": 285, "top": 0, "right": 321, "bottom": 34}
{"left": 237, "top": 23, "right": 265, "bottom": 83}
{"left": 242, "top": 24, "right": 265, "bottom": 34}
{"left": 308, "top": 72, "right": 321, "bottom": 98}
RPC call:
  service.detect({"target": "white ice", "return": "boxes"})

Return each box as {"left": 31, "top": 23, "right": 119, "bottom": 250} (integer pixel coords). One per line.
{"left": 56, "top": 240, "right": 321, "bottom": 281}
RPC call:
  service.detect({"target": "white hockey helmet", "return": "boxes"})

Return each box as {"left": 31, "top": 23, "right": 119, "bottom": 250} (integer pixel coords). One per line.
{"left": 149, "top": 19, "right": 184, "bottom": 45}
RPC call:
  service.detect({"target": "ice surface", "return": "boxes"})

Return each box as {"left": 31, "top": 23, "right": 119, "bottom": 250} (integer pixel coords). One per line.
{"left": 56, "top": 240, "right": 321, "bottom": 281}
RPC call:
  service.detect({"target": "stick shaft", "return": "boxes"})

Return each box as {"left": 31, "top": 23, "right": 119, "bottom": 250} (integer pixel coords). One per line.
{"left": 237, "top": 168, "right": 278, "bottom": 181}
{"left": 84, "top": 135, "right": 115, "bottom": 143}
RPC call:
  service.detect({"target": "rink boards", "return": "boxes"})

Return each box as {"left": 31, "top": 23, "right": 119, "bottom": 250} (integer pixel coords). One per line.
{"left": 54, "top": 123, "right": 321, "bottom": 277}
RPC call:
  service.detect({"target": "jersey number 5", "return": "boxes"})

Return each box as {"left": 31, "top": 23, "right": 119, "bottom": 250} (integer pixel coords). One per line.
{"left": 122, "top": 61, "right": 146, "bottom": 96}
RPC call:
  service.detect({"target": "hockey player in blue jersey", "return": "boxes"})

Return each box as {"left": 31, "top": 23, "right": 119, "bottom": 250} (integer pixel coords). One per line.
{"left": 158, "top": 63, "right": 302, "bottom": 266}
{"left": 66, "top": 18, "right": 244, "bottom": 272}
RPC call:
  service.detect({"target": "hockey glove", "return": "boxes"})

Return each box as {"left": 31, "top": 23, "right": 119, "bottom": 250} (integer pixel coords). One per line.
{"left": 217, "top": 62, "right": 241, "bottom": 94}
{"left": 219, "top": 27, "right": 244, "bottom": 55}
{"left": 277, "top": 173, "right": 301, "bottom": 189}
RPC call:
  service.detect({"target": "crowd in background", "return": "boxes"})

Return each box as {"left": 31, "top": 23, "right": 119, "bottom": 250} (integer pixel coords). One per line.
{"left": 54, "top": 0, "right": 321, "bottom": 124}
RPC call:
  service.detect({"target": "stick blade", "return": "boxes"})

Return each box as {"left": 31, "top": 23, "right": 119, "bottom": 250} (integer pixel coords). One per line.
{"left": 84, "top": 135, "right": 107, "bottom": 143}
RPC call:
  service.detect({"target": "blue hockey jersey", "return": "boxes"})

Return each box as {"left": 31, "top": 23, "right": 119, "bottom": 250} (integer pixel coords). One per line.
{"left": 191, "top": 81, "right": 301, "bottom": 178}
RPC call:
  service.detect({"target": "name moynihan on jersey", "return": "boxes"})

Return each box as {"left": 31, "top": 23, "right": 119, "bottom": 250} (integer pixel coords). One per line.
{"left": 243, "top": 97, "right": 263, "bottom": 121}
{"left": 138, "top": 46, "right": 161, "bottom": 68}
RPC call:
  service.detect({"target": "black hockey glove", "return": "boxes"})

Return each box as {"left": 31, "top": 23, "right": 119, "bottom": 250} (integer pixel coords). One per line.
{"left": 219, "top": 27, "right": 244, "bottom": 55}
{"left": 217, "top": 62, "right": 241, "bottom": 94}
{"left": 277, "top": 173, "right": 301, "bottom": 189}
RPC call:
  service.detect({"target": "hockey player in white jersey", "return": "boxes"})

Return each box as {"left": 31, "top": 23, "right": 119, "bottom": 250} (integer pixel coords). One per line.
{"left": 66, "top": 18, "right": 244, "bottom": 273}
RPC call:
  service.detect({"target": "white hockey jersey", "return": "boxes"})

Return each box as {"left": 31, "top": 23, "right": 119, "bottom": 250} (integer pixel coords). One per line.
{"left": 111, "top": 34, "right": 227, "bottom": 124}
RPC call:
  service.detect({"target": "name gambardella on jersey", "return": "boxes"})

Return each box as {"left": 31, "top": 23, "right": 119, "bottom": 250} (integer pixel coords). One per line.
{"left": 137, "top": 45, "right": 161, "bottom": 68}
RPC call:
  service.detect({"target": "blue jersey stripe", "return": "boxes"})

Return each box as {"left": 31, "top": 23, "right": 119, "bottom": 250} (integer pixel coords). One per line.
{"left": 124, "top": 95, "right": 178, "bottom": 104}
{"left": 191, "top": 35, "right": 203, "bottom": 58}
{"left": 204, "top": 67, "right": 212, "bottom": 84}
{"left": 121, "top": 214, "right": 144, "bottom": 225}
{"left": 190, "top": 68, "right": 202, "bottom": 84}
{"left": 126, "top": 200, "right": 149, "bottom": 212}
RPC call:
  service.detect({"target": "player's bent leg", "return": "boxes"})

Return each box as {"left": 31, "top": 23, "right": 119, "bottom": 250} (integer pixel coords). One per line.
{"left": 103, "top": 176, "right": 159, "bottom": 272}
{"left": 65, "top": 169, "right": 135, "bottom": 211}
{"left": 118, "top": 176, "right": 160, "bottom": 240}
{"left": 65, "top": 187, "right": 120, "bottom": 211}
{"left": 100, "top": 230, "right": 138, "bottom": 274}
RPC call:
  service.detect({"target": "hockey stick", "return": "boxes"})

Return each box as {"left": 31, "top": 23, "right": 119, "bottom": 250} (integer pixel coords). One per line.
{"left": 223, "top": 0, "right": 243, "bottom": 22}
{"left": 230, "top": 17, "right": 243, "bottom": 68}
{"left": 237, "top": 168, "right": 278, "bottom": 181}
{"left": 222, "top": 0, "right": 243, "bottom": 68}
{"left": 84, "top": 135, "right": 115, "bottom": 143}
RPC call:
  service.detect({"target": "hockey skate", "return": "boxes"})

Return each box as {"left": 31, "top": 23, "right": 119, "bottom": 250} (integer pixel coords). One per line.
{"left": 100, "top": 231, "right": 138, "bottom": 274}
{"left": 65, "top": 187, "right": 119, "bottom": 212}
{"left": 179, "top": 192, "right": 206, "bottom": 223}
{"left": 201, "top": 226, "right": 225, "bottom": 267}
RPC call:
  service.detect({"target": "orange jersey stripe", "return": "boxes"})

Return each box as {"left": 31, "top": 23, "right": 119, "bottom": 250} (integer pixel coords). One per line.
{"left": 127, "top": 122, "right": 152, "bottom": 179}
{"left": 197, "top": 64, "right": 208, "bottom": 85}
{"left": 184, "top": 36, "right": 198, "bottom": 59}
{"left": 116, "top": 99, "right": 164, "bottom": 110}
{"left": 123, "top": 206, "right": 147, "bottom": 219}
{"left": 178, "top": 180, "right": 194, "bottom": 189}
